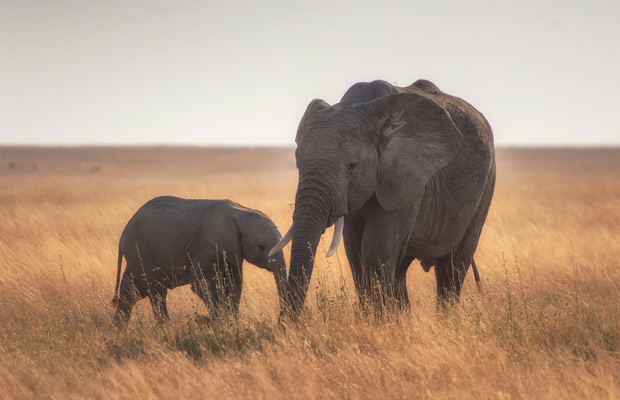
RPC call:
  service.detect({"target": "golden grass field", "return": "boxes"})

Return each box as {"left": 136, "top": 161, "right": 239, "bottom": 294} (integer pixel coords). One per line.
{"left": 0, "top": 146, "right": 619, "bottom": 399}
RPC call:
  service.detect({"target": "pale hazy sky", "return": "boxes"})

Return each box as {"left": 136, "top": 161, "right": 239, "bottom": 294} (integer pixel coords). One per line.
{"left": 2, "top": 1, "right": 619, "bottom": 146}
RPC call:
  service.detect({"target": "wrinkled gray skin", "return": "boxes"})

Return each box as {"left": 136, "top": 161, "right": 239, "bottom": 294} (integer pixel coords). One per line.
{"left": 282, "top": 79, "right": 495, "bottom": 313}
{"left": 112, "top": 196, "right": 287, "bottom": 325}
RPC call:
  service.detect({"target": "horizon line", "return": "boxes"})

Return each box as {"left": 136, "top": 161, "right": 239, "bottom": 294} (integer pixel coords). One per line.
{"left": 1, "top": 143, "right": 620, "bottom": 150}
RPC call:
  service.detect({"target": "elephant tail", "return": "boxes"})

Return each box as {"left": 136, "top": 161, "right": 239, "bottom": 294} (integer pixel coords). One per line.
{"left": 471, "top": 259, "right": 482, "bottom": 293}
{"left": 111, "top": 247, "right": 123, "bottom": 308}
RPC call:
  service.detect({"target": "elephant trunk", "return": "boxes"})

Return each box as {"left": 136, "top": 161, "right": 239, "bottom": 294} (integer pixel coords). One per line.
{"left": 269, "top": 251, "right": 288, "bottom": 311}
{"left": 284, "top": 183, "right": 332, "bottom": 315}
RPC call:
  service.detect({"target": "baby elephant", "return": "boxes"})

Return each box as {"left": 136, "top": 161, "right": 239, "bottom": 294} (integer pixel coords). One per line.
{"left": 111, "top": 196, "right": 288, "bottom": 325}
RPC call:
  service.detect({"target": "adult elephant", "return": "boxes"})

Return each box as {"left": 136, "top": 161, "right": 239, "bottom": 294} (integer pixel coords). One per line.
{"left": 271, "top": 79, "right": 495, "bottom": 314}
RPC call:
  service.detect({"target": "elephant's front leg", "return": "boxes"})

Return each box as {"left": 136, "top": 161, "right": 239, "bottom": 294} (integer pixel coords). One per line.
{"left": 223, "top": 262, "right": 243, "bottom": 313}
{"left": 394, "top": 256, "right": 414, "bottom": 308}
{"left": 343, "top": 214, "right": 365, "bottom": 299}
{"left": 187, "top": 251, "right": 222, "bottom": 317}
{"left": 189, "top": 256, "right": 242, "bottom": 319}
{"left": 360, "top": 207, "right": 413, "bottom": 308}
{"left": 190, "top": 271, "right": 221, "bottom": 318}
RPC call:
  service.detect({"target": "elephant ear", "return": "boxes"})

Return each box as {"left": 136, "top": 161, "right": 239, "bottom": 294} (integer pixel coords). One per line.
{"left": 203, "top": 206, "right": 243, "bottom": 262}
{"left": 295, "top": 99, "right": 330, "bottom": 143}
{"left": 365, "top": 93, "right": 463, "bottom": 211}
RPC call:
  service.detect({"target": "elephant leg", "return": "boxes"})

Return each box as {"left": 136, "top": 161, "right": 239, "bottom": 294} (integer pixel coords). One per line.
{"left": 343, "top": 214, "right": 365, "bottom": 300}
{"left": 434, "top": 251, "right": 468, "bottom": 306}
{"left": 355, "top": 197, "right": 417, "bottom": 309}
{"left": 113, "top": 271, "right": 147, "bottom": 327}
{"left": 223, "top": 263, "right": 243, "bottom": 313}
{"left": 360, "top": 213, "right": 411, "bottom": 308}
{"left": 190, "top": 272, "right": 219, "bottom": 315}
{"left": 394, "top": 256, "right": 414, "bottom": 308}
{"left": 436, "top": 164, "right": 495, "bottom": 307}
{"left": 211, "top": 252, "right": 242, "bottom": 314}
{"left": 359, "top": 246, "right": 396, "bottom": 307}
{"left": 148, "top": 283, "right": 169, "bottom": 323}
{"left": 186, "top": 250, "right": 221, "bottom": 315}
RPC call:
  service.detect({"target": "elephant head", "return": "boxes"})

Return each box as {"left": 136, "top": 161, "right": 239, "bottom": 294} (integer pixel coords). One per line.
{"left": 233, "top": 205, "right": 288, "bottom": 308}
{"left": 271, "top": 87, "right": 463, "bottom": 314}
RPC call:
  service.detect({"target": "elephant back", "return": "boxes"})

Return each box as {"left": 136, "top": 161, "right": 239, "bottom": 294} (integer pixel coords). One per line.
{"left": 340, "top": 80, "right": 399, "bottom": 105}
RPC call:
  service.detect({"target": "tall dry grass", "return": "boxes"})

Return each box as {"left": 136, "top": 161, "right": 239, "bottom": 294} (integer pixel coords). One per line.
{"left": 0, "top": 147, "right": 619, "bottom": 399}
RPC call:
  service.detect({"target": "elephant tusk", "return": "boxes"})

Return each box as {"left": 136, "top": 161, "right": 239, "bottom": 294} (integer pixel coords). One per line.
{"left": 326, "top": 216, "right": 344, "bottom": 257}
{"left": 269, "top": 223, "right": 293, "bottom": 257}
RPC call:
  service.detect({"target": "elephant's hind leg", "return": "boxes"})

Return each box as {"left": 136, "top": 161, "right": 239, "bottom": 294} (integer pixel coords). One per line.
{"left": 435, "top": 163, "right": 495, "bottom": 307}
{"left": 148, "top": 283, "right": 170, "bottom": 323}
{"left": 434, "top": 251, "right": 469, "bottom": 306}
{"left": 113, "top": 271, "right": 147, "bottom": 327}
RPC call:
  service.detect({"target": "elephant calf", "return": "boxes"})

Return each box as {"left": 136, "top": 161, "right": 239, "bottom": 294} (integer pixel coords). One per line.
{"left": 111, "top": 196, "right": 287, "bottom": 325}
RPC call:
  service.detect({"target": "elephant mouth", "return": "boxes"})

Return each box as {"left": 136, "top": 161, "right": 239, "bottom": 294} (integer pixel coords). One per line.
{"left": 326, "top": 213, "right": 341, "bottom": 227}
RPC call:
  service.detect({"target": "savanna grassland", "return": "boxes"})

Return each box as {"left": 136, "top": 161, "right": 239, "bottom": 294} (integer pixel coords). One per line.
{"left": 1, "top": 146, "right": 619, "bottom": 399}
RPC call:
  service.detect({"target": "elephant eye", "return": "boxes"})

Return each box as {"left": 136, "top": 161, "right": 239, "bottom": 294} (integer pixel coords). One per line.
{"left": 258, "top": 244, "right": 265, "bottom": 251}
{"left": 347, "top": 161, "right": 358, "bottom": 171}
